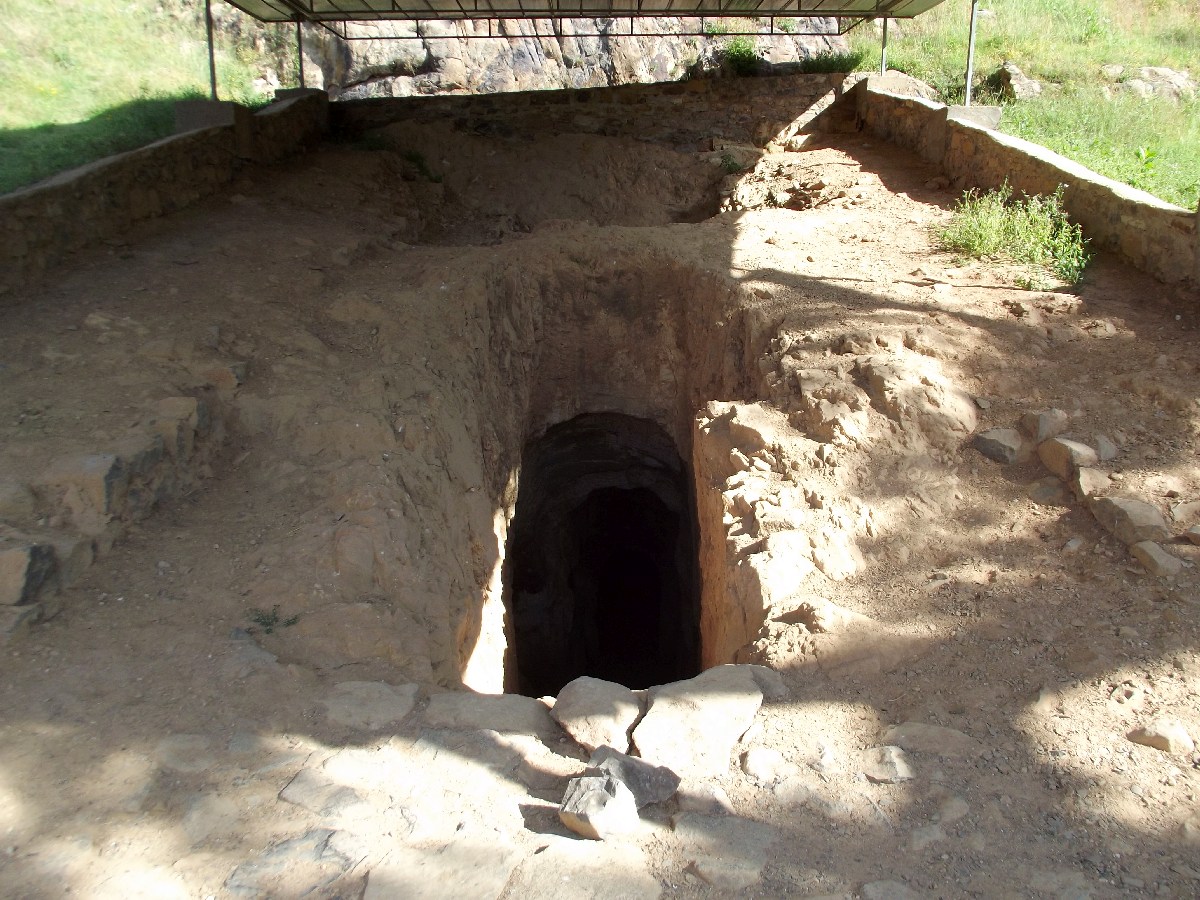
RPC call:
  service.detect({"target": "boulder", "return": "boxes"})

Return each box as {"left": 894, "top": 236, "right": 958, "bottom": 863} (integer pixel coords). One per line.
{"left": 631, "top": 665, "right": 762, "bottom": 778}
{"left": 550, "top": 676, "right": 643, "bottom": 754}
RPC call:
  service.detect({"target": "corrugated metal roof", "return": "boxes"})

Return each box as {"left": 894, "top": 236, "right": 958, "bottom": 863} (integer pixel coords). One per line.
{"left": 223, "top": 0, "right": 945, "bottom": 24}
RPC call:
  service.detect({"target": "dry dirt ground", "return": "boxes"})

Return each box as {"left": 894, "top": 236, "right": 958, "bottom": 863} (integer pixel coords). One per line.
{"left": 1, "top": 117, "right": 1199, "bottom": 900}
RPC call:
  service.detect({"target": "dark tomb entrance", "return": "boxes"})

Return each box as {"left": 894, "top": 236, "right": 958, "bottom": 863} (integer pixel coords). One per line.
{"left": 506, "top": 413, "right": 701, "bottom": 697}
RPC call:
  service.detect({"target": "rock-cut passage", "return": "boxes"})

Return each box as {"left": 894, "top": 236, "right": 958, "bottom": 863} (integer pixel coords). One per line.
{"left": 506, "top": 413, "right": 700, "bottom": 697}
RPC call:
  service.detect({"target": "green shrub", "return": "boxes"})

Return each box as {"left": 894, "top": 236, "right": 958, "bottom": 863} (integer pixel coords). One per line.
{"left": 723, "top": 36, "right": 760, "bottom": 76}
{"left": 937, "top": 184, "right": 1090, "bottom": 286}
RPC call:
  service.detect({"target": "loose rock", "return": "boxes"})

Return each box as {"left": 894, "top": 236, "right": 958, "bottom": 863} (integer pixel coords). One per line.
{"left": 1020, "top": 408, "right": 1069, "bottom": 442}
{"left": 558, "top": 772, "right": 640, "bottom": 840}
{"left": 1131, "top": 541, "right": 1182, "bottom": 577}
{"left": 1038, "top": 438, "right": 1098, "bottom": 480}
{"left": 973, "top": 428, "right": 1024, "bottom": 464}
{"left": 1128, "top": 718, "right": 1195, "bottom": 756}
{"left": 588, "top": 746, "right": 680, "bottom": 809}
{"left": 862, "top": 746, "right": 914, "bottom": 783}
{"left": 424, "top": 691, "right": 560, "bottom": 738}
{"left": 1072, "top": 467, "right": 1111, "bottom": 500}
{"left": 1088, "top": 496, "right": 1170, "bottom": 545}
{"left": 740, "top": 747, "right": 787, "bottom": 782}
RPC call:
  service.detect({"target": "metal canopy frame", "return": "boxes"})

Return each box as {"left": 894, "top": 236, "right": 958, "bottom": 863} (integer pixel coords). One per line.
{"left": 220, "top": 0, "right": 945, "bottom": 28}
{"left": 204, "top": 0, "right": 958, "bottom": 100}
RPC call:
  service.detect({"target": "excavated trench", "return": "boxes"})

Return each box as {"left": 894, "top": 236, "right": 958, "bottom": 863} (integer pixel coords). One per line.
{"left": 449, "top": 253, "right": 776, "bottom": 694}
{"left": 505, "top": 413, "right": 700, "bottom": 697}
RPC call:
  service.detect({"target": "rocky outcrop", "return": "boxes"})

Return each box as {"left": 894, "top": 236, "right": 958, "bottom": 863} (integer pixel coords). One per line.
{"left": 302, "top": 17, "right": 845, "bottom": 98}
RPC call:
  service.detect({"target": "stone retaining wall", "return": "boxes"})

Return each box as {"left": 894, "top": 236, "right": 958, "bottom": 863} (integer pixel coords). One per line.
{"left": 0, "top": 92, "right": 329, "bottom": 302}
{"left": 855, "top": 78, "right": 1200, "bottom": 288}
{"left": 332, "top": 73, "right": 855, "bottom": 149}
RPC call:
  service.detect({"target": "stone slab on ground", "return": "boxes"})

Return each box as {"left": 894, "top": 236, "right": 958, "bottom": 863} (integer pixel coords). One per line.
{"left": 363, "top": 837, "right": 520, "bottom": 900}
{"left": 631, "top": 665, "right": 762, "bottom": 778}
{"left": 882, "top": 722, "right": 983, "bottom": 758}
{"left": 423, "top": 690, "right": 560, "bottom": 737}
{"left": 505, "top": 835, "right": 662, "bottom": 900}
{"left": 225, "top": 828, "right": 351, "bottom": 898}
{"left": 321, "top": 681, "right": 418, "bottom": 730}
{"left": 672, "top": 812, "right": 779, "bottom": 891}
{"left": 551, "top": 675, "right": 643, "bottom": 754}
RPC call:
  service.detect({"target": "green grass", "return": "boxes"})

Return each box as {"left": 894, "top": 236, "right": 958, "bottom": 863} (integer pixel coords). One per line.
{"left": 0, "top": 0, "right": 293, "bottom": 194}
{"left": 849, "top": 0, "right": 1200, "bottom": 208}
{"left": 937, "top": 184, "right": 1091, "bottom": 286}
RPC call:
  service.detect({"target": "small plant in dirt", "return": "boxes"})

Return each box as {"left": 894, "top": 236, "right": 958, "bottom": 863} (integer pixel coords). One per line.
{"left": 719, "top": 152, "right": 743, "bottom": 174}
{"left": 937, "top": 183, "right": 1090, "bottom": 287}
{"left": 723, "top": 36, "right": 760, "bottom": 76}
{"left": 246, "top": 605, "right": 299, "bottom": 635}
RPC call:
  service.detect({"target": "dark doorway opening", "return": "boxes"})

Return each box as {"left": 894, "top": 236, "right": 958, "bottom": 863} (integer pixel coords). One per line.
{"left": 506, "top": 413, "right": 700, "bottom": 697}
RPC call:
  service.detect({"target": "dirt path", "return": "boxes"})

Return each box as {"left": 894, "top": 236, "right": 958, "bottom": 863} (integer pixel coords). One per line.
{"left": 1, "top": 122, "right": 1198, "bottom": 899}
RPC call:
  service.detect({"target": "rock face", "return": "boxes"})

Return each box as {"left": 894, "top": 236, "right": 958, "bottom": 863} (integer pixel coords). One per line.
{"left": 303, "top": 18, "right": 845, "bottom": 98}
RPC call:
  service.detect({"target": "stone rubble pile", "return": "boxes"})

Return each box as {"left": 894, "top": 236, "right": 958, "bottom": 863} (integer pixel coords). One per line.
{"left": 973, "top": 405, "right": 1189, "bottom": 578}
{"left": 1, "top": 387, "right": 232, "bottom": 640}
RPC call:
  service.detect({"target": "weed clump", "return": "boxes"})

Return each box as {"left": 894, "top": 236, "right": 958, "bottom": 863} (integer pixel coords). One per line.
{"left": 937, "top": 184, "right": 1090, "bottom": 286}
{"left": 246, "top": 605, "right": 300, "bottom": 635}
{"left": 723, "top": 36, "right": 760, "bottom": 76}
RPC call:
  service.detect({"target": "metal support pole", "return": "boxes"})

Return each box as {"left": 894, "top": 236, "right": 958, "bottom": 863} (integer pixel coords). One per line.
{"left": 296, "top": 19, "right": 305, "bottom": 87}
{"left": 880, "top": 18, "right": 888, "bottom": 75}
{"left": 205, "top": 0, "right": 218, "bottom": 100}
{"left": 965, "top": 0, "right": 979, "bottom": 106}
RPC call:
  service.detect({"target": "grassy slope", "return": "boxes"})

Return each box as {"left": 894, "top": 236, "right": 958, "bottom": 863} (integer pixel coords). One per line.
{"left": 0, "top": 0, "right": 288, "bottom": 194}
{"left": 849, "top": 0, "right": 1200, "bottom": 208}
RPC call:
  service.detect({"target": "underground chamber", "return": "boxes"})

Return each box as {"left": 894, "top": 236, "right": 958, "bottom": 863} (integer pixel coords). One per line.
{"left": 505, "top": 413, "right": 701, "bottom": 697}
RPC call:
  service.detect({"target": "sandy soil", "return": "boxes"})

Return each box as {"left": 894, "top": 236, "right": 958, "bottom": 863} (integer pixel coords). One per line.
{"left": 1, "top": 120, "right": 1199, "bottom": 899}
